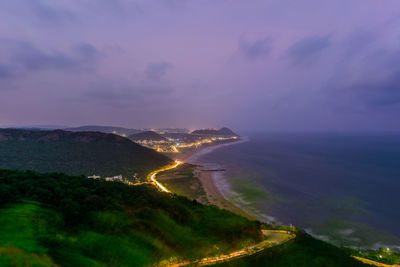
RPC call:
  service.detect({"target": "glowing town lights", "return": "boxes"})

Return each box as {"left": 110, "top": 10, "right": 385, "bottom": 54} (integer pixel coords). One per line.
{"left": 136, "top": 136, "right": 239, "bottom": 153}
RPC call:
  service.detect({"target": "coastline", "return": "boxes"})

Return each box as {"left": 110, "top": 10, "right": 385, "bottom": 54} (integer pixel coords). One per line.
{"left": 179, "top": 137, "right": 256, "bottom": 220}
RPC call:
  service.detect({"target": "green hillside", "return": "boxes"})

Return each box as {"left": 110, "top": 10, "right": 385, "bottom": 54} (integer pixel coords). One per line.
{"left": 0, "top": 129, "right": 171, "bottom": 178}
{"left": 0, "top": 169, "right": 262, "bottom": 266}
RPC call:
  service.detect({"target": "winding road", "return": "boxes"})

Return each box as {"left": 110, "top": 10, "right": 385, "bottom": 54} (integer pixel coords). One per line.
{"left": 146, "top": 161, "right": 296, "bottom": 266}
{"left": 147, "top": 160, "right": 183, "bottom": 192}
{"left": 172, "top": 230, "right": 296, "bottom": 266}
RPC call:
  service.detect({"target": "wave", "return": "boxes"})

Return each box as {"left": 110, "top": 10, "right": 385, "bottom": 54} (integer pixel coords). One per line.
{"left": 186, "top": 137, "right": 280, "bottom": 223}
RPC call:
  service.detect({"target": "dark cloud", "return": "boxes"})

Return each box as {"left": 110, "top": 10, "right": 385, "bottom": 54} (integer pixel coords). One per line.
{"left": 145, "top": 62, "right": 172, "bottom": 81}
{"left": 0, "top": 64, "right": 15, "bottom": 79}
{"left": 364, "top": 77, "right": 400, "bottom": 107}
{"left": 73, "top": 43, "right": 102, "bottom": 63}
{"left": 339, "top": 74, "right": 400, "bottom": 108}
{"left": 0, "top": 39, "right": 101, "bottom": 75}
{"left": 28, "top": 0, "right": 76, "bottom": 25}
{"left": 285, "top": 34, "right": 331, "bottom": 64}
{"left": 238, "top": 37, "right": 273, "bottom": 59}
{"left": 323, "top": 42, "right": 400, "bottom": 112}
{"left": 12, "top": 41, "right": 76, "bottom": 70}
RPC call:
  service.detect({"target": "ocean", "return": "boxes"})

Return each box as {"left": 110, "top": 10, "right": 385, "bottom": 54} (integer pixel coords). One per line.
{"left": 187, "top": 133, "right": 400, "bottom": 250}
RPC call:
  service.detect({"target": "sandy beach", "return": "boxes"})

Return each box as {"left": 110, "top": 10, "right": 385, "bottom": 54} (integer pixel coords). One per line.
{"left": 173, "top": 138, "right": 255, "bottom": 220}
{"left": 194, "top": 167, "right": 254, "bottom": 219}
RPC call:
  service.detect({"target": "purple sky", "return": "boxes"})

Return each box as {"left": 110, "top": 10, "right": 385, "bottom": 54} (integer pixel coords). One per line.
{"left": 1, "top": 0, "right": 400, "bottom": 132}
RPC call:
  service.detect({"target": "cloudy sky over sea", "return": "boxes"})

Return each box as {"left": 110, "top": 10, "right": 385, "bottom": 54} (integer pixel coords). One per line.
{"left": 1, "top": 0, "right": 400, "bottom": 131}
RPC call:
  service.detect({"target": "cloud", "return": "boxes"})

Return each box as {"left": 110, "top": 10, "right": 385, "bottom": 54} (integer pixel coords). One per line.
{"left": 0, "top": 64, "right": 15, "bottom": 79}
{"left": 0, "top": 39, "right": 101, "bottom": 75}
{"left": 342, "top": 74, "right": 400, "bottom": 108}
{"left": 342, "top": 28, "right": 376, "bottom": 57}
{"left": 323, "top": 41, "right": 400, "bottom": 111}
{"left": 145, "top": 62, "right": 172, "bottom": 81}
{"left": 12, "top": 41, "right": 76, "bottom": 70}
{"left": 238, "top": 37, "right": 273, "bottom": 59}
{"left": 28, "top": 0, "right": 76, "bottom": 25}
{"left": 73, "top": 43, "right": 102, "bottom": 64}
{"left": 285, "top": 34, "right": 332, "bottom": 64}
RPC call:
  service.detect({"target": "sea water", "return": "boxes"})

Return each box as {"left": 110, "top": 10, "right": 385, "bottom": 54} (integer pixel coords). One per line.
{"left": 188, "top": 133, "right": 400, "bottom": 250}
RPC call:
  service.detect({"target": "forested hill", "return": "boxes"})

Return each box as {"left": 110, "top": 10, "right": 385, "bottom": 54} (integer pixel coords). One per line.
{"left": 0, "top": 169, "right": 262, "bottom": 266}
{"left": 191, "top": 127, "right": 239, "bottom": 137}
{"left": 0, "top": 129, "right": 172, "bottom": 178}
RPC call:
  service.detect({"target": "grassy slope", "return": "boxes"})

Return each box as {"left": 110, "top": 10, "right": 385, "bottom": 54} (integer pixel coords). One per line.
{"left": 158, "top": 164, "right": 208, "bottom": 203}
{"left": 0, "top": 129, "right": 171, "bottom": 178}
{"left": 0, "top": 169, "right": 261, "bottom": 266}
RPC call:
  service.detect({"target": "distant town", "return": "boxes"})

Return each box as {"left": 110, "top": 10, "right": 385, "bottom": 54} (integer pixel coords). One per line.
{"left": 128, "top": 128, "right": 239, "bottom": 153}
{"left": 64, "top": 125, "right": 240, "bottom": 153}
{"left": 71, "top": 126, "right": 240, "bottom": 181}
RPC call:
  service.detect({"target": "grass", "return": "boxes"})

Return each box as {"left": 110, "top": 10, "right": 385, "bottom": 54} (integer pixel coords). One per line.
{"left": 0, "top": 202, "right": 58, "bottom": 267}
{"left": 0, "top": 202, "right": 261, "bottom": 267}
{"left": 158, "top": 164, "right": 208, "bottom": 203}
{"left": 0, "top": 169, "right": 262, "bottom": 266}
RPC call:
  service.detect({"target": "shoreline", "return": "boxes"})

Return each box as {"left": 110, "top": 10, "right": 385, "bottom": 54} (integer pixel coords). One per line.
{"left": 177, "top": 137, "right": 256, "bottom": 220}
{"left": 161, "top": 136, "right": 400, "bottom": 259}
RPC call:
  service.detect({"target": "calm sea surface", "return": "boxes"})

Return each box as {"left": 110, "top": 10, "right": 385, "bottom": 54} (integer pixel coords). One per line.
{"left": 192, "top": 133, "right": 400, "bottom": 249}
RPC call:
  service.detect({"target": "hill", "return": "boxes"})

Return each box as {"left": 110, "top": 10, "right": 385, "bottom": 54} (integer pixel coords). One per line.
{"left": 191, "top": 127, "right": 239, "bottom": 137}
{"left": 0, "top": 169, "right": 262, "bottom": 266}
{"left": 0, "top": 169, "right": 368, "bottom": 267}
{"left": 129, "top": 131, "right": 167, "bottom": 142}
{"left": 0, "top": 129, "right": 171, "bottom": 178}
{"left": 64, "top": 125, "right": 141, "bottom": 136}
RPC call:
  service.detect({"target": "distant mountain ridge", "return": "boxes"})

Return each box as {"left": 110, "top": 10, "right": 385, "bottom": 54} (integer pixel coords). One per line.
{"left": 0, "top": 129, "right": 172, "bottom": 177}
{"left": 129, "top": 131, "right": 167, "bottom": 141}
{"left": 191, "top": 127, "right": 239, "bottom": 137}
{"left": 64, "top": 125, "right": 141, "bottom": 136}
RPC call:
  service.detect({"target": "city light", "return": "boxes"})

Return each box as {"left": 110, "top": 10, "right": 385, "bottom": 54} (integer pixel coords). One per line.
{"left": 136, "top": 136, "right": 238, "bottom": 153}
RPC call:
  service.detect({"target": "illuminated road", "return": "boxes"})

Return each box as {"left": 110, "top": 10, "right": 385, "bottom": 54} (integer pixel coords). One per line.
{"left": 162, "top": 230, "right": 296, "bottom": 267}
{"left": 352, "top": 256, "right": 399, "bottom": 267}
{"left": 147, "top": 160, "right": 183, "bottom": 192}
{"left": 145, "top": 162, "right": 297, "bottom": 266}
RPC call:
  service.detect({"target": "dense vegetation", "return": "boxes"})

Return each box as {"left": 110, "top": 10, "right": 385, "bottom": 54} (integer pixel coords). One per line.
{"left": 0, "top": 129, "right": 171, "bottom": 178}
{"left": 0, "top": 169, "right": 262, "bottom": 266}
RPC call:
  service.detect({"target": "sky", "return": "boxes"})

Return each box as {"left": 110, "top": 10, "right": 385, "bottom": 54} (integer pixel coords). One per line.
{"left": 1, "top": 0, "right": 400, "bottom": 132}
